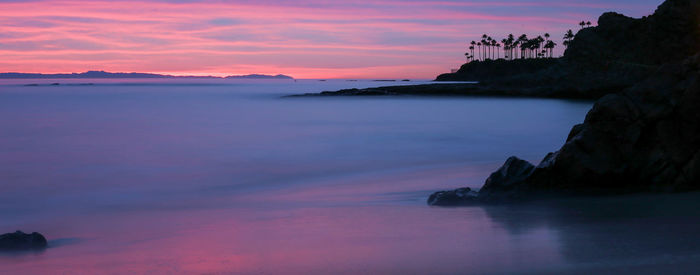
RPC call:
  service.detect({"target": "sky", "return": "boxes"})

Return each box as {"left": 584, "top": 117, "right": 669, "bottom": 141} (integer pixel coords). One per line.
{"left": 0, "top": 0, "right": 663, "bottom": 79}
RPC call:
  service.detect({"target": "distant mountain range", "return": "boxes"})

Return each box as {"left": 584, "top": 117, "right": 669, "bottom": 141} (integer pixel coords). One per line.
{"left": 0, "top": 71, "right": 294, "bottom": 79}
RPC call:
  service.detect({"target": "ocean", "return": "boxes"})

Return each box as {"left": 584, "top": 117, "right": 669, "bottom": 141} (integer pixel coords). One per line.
{"left": 2, "top": 79, "right": 700, "bottom": 274}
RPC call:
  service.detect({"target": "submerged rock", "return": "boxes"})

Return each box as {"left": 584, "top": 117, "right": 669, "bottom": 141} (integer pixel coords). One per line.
{"left": 0, "top": 231, "right": 48, "bottom": 251}
{"left": 427, "top": 187, "right": 478, "bottom": 206}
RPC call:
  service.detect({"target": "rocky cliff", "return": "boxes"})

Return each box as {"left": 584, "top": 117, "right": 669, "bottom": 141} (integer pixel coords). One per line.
{"left": 566, "top": 0, "right": 700, "bottom": 67}
{"left": 435, "top": 0, "right": 700, "bottom": 99}
{"left": 429, "top": 0, "right": 700, "bottom": 205}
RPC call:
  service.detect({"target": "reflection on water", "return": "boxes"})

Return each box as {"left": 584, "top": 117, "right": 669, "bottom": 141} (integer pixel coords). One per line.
{"left": 5, "top": 79, "right": 697, "bottom": 273}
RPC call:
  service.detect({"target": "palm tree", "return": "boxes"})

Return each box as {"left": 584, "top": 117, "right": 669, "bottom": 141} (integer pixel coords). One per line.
{"left": 563, "top": 29, "right": 574, "bottom": 49}
{"left": 518, "top": 34, "right": 528, "bottom": 59}
{"left": 544, "top": 40, "right": 556, "bottom": 57}
{"left": 507, "top": 34, "right": 515, "bottom": 60}
{"left": 477, "top": 42, "right": 482, "bottom": 61}
{"left": 501, "top": 38, "right": 508, "bottom": 59}
{"left": 470, "top": 41, "right": 476, "bottom": 61}
{"left": 486, "top": 36, "right": 492, "bottom": 60}
{"left": 579, "top": 21, "right": 586, "bottom": 29}
{"left": 586, "top": 21, "right": 592, "bottom": 28}
{"left": 496, "top": 43, "right": 501, "bottom": 59}
{"left": 481, "top": 34, "right": 488, "bottom": 60}
{"left": 469, "top": 45, "right": 475, "bottom": 61}
{"left": 520, "top": 39, "right": 528, "bottom": 58}
{"left": 536, "top": 36, "right": 544, "bottom": 58}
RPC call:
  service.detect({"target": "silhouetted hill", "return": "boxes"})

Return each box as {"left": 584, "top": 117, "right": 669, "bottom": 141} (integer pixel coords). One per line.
{"left": 436, "top": 0, "right": 700, "bottom": 98}
{"left": 435, "top": 59, "right": 559, "bottom": 82}
{"left": 566, "top": 0, "right": 700, "bottom": 67}
{"left": 0, "top": 71, "right": 293, "bottom": 80}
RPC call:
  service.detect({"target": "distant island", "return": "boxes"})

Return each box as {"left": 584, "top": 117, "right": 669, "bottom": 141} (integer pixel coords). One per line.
{"left": 0, "top": 70, "right": 293, "bottom": 80}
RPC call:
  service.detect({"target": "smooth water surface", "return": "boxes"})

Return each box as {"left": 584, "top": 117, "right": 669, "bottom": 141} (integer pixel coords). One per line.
{"left": 2, "top": 79, "right": 699, "bottom": 274}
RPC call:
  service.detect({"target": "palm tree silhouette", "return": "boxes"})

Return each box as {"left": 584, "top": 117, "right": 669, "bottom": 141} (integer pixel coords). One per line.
{"left": 477, "top": 42, "right": 482, "bottom": 61}
{"left": 461, "top": 26, "right": 577, "bottom": 62}
{"left": 586, "top": 21, "right": 592, "bottom": 28}
{"left": 579, "top": 21, "right": 586, "bottom": 29}
{"left": 545, "top": 40, "right": 557, "bottom": 57}
{"left": 501, "top": 38, "right": 508, "bottom": 59}
{"left": 518, "top": 34, "right": 528, "bottom": 58}
{"left": 470, "top": 41, "right": 477, "bottom": 61}
{"left": 563, "top": 29, "right": 574, "bottom": 49}
{"left": 481, "top": 34, "right": 488, "bottom": 60}
{"left": 486, "top": 36, "right": 492, "bottom": 60}
{"left": 496, "top": 42, "right": 501, "bottom": 59}
{"left": 507, "top": 34, "right": 515, "bottom": 60}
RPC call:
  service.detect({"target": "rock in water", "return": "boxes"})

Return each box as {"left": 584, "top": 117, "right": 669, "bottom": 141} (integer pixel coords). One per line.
{"left": 477, "top": 157, "right": 535, "bottom": 201}
{"left": 0, "top": 231, "right": 48, "bottom": 251}
{"left": 427, "top": 157, "right": 535, "bottom": 205}
{"left": 427, "top": 187, "right": 478, "bottom": 206}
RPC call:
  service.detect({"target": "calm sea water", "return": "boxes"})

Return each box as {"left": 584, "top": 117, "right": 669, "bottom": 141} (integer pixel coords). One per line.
{"left": 2, "top": 79, "right": 700, "bottom": 274}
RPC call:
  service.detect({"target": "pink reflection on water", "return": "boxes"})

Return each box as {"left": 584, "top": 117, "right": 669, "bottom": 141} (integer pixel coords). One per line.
{"left": 1, "top": 202, "right": 563, "bottom": 274}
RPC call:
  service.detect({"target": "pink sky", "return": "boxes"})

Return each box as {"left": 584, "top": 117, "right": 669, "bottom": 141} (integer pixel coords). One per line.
{"left": 0, "top": 0, "right": 661, "bottom": 79}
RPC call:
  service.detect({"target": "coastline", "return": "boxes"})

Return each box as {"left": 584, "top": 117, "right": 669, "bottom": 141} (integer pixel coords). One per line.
{"left": 285, "top": 82, "right": 604, "bottom": 100}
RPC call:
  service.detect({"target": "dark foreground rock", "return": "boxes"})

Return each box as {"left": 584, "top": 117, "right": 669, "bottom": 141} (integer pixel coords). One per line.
{"left": 429, "top": 53, "right": 700, "bottom": 206}
{"left": 0, "top": 231, "right": 48, "bottom": 251}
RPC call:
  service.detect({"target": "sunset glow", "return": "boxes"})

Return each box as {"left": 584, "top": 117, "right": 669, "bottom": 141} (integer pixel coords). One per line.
{"left": 1, "top": 0, "right": 660, "bottom": 78}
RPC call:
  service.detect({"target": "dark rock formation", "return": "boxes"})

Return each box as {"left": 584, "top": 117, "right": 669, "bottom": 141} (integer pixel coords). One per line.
{"left": 478, "top": 157, "right": 536, "bottom": 201}
{"left": 427, "top": 0, "right": 700, "bottom": 206}
{"left": 566, "top": 1, "right": 700, "bottom": 67}
{"left": 286, "top": 82, "right": 601, "bottom": 99}
{"left": 0, "top": 231, "right": 48, "bottom": 251}
{"left": 434, "top": 0, "right": 700, "bottom": 99}
{"left": 427, "top": 187, "right": 478, "bottom": 206}
{"left": 435, "top": 58, "right": 560, "bottom": 82}
{"left": 429, "top": 53, "right": 700, "bottom": 206}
